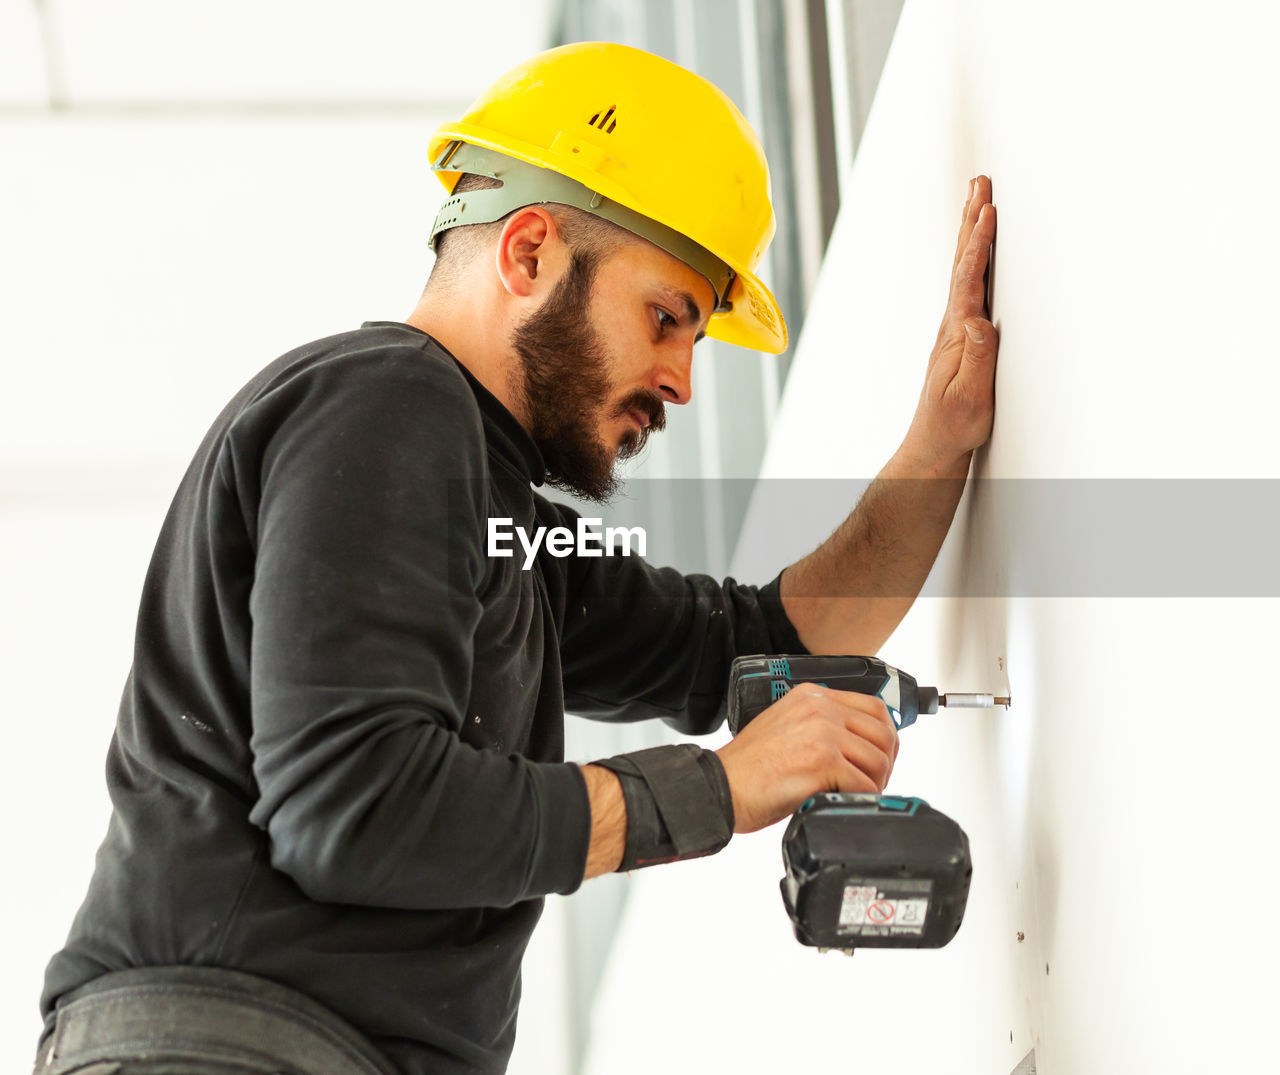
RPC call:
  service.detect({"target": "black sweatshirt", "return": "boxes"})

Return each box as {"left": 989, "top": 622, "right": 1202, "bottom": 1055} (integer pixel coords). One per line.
{"left": 41, "top": 322, "right": 807, "bottom": 1075}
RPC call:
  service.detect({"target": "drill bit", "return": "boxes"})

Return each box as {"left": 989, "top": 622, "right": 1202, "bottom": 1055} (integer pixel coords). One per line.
{"left": 939, "top": 694, "right": 1011, "bottom": 708}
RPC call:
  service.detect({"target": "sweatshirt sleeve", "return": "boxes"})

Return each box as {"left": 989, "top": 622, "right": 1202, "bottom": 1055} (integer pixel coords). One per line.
{"left": 549, "top": 499, "right": 810, "bottom": 735}
{"left": 235, "top": 348, "right": 589, "bottom": 909}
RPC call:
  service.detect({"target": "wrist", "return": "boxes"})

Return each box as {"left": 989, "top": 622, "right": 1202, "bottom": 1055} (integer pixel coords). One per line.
{"left": 594, "top": 745, "right": 734, "bottom": 871}
{"left": 580, "top": 764, "right": 626, "bottom": 878}
{"left": 892, "top": 434, "right": 974, "bottom": 481}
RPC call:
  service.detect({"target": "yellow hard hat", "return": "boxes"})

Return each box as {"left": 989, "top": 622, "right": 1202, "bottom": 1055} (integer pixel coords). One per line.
{"left": 427, "top": 41, "right": 787, "bottom": 354}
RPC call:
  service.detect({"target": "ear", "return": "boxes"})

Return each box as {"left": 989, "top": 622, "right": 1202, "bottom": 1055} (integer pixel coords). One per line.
{"left": 494, "top": 206, "right": 566, "bottom": 299}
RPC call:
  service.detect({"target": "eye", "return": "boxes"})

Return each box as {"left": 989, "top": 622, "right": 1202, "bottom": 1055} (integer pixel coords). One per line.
{"left": 655, "top": 307, "right": 677, "bottom": 331}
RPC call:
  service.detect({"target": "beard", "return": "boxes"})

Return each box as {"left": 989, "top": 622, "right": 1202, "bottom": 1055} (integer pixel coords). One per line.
{"left": 510, "top": 251, "right": 666, "bottom": 503}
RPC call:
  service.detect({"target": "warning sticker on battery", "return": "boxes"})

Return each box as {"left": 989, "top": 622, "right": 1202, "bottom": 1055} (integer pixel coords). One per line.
{"left": 838, "top": 879, "right": 932, "bottom": 935}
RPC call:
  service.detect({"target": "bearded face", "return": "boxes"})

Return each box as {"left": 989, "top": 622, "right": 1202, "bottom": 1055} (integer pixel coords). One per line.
{"left": 510, "top": 250, "right": 666, "bottom": 503}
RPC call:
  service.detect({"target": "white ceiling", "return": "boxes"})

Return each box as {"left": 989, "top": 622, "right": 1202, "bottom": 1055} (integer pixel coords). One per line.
{"left": 2, "top": 0, "right": 559, "bottom": 109}
{"left": 0, "top": 2, "right": 46, "bottom": 103}
{"left": 0, "top": 0, "right": 563, "bottom": 469}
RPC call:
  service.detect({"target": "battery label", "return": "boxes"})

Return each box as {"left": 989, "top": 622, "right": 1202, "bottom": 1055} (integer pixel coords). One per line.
{"left": 838, "top": 879, "right": 932, "bottom": 936}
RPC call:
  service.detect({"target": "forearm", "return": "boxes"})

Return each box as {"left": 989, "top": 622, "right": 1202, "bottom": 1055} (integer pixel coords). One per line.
{"left": 780, "top": 442, "right": 972, "bottom": 655}
{"left": 781, "top": 176, "right": 998, "bottom": 658}
{"left": 254, "top": 718, "right": 593, "bottom": 907}
{"left": 580, "top": 764, "right": 626, "bottom": 879}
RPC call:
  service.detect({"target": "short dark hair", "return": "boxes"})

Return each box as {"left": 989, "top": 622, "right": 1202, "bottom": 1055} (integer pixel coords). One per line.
{"left": 426, "top": 172, "right": 637, "bottom": 289}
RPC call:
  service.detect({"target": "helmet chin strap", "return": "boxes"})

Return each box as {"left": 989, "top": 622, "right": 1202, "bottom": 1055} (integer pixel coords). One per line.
{"left": 429, "top": 141, "right": 735, "bottom": 314}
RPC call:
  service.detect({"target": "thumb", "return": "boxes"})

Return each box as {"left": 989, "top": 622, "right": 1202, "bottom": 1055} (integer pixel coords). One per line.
{"left": 962, "top": 318, "right": 997, "bottom": 370}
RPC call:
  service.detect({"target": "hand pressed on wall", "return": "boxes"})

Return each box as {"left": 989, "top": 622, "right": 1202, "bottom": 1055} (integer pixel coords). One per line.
{"left": 904, "top": 174, "right": 999, "bottom": 471}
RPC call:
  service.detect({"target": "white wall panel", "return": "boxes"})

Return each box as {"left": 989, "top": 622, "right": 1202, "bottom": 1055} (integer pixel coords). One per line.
{"left": 584, "top": 1, "right": 1280, "bottom": 1072}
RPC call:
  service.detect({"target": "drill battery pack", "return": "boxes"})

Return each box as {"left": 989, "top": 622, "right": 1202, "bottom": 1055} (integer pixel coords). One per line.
{"left": 781, "top": 793, "right": 972, "bottom": 950}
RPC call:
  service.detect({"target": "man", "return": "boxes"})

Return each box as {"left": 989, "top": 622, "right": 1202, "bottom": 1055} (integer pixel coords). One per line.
{"left": 35, "top": 42, "right": 997, "bottom": 1075}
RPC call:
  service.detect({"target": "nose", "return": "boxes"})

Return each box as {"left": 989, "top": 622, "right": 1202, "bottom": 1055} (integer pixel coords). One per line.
{"left": 653, "top": 346, "right": 694, "bottom": 406}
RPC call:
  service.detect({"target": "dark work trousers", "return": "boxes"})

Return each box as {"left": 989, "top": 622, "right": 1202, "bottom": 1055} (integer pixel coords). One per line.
{"left": 32, "top": 966, "right": 403, "bottom": 1075}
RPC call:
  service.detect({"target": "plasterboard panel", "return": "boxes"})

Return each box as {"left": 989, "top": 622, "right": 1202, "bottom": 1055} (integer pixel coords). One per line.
{"left": 0, "top": 1, "right": 48, "bottom": 103}
{"left": 48, "top": 0, "right": 554, "bottom": 104}
{"left": 584, "top": 0, "right": 1280, "bottom": 1072}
